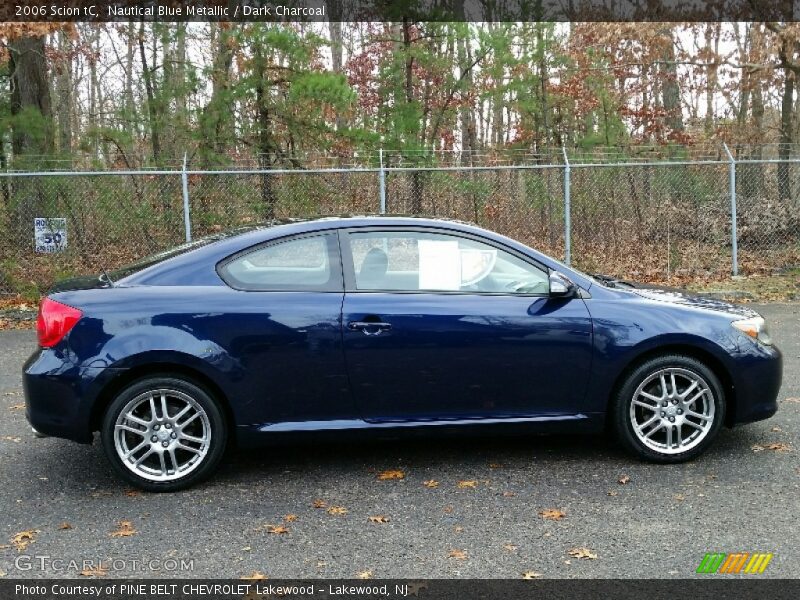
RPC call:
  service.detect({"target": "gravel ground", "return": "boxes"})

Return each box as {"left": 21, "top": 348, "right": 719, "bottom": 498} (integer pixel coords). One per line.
{"left": 0, "top": 304, "right": 797, "bottom": 579}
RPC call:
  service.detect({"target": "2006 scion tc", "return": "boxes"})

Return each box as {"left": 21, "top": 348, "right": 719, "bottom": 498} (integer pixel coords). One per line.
{"left": 24, "top": 217, "right": 782, "bottom": 491}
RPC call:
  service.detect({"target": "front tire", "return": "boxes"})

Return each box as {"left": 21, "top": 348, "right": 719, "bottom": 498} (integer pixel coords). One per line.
{"left": 612, "top": 355, "right": 725, "bottom": 463}
{"left": 101, "top": 376, "right": 227, "bottom": 492}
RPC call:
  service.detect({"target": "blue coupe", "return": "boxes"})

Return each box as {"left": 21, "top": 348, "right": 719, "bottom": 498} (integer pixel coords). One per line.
{"left": 23, "top": 217, "right": 782, "bottom": 491}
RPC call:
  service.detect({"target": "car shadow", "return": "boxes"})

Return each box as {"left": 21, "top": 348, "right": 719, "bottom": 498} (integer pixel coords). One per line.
{"left": 12, "top": 424, "right": 771, "bottom": 496}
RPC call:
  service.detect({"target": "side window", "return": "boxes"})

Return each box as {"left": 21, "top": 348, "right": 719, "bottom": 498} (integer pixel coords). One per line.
{"left": 219, "top": 233, "right": 341, "bottom": 291}
{"left": 346, "top": 231, "right": 548, "bottom": 295}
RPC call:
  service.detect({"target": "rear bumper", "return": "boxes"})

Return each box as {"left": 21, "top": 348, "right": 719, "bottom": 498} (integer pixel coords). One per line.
{"left": 23, "top": 348, "right": 119, "bottom": 444}
{"left": 729, "top": 342, "right": 782, "bottom": 425}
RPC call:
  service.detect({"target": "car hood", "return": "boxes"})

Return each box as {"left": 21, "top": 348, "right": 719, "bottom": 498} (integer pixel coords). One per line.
{"left": 631, "top": 287, "right": 759, "bottom": 319}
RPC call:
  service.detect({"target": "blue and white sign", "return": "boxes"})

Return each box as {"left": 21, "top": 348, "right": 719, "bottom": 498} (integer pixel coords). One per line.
{"left": 34, "top": 218, "right": 68, "bottom": 253}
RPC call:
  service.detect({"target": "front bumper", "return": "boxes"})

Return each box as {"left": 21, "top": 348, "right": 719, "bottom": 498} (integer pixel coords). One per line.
{"left": 729, "top": 341, "right": 782, "bottom": 425}
{"left": 23, "top": 348, "right": 119, "bottom": 444}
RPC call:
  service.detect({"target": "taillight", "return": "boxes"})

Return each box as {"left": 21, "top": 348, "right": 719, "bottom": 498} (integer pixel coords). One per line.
{"left": 36, "top": 298, "right": 83, "bottom": 348}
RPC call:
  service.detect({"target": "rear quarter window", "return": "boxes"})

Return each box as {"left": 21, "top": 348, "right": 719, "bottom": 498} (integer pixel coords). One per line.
{"left": 218, "top": 233, "right": 342, "bottom": 292}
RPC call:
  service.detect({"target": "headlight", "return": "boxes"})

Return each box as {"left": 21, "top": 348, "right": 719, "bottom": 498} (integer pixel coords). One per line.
{"left": 732, "top": 316, "right": 772, "bottom": 346}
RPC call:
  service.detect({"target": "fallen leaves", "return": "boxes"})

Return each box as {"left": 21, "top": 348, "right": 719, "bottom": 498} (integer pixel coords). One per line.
{"left": 1, "top": 436, "right": 21, "bottom": 443}
{"left": 503, "top": 544, "right": 518, "bottom": 552}
{"left": 327, "top": 506, "right": 348, "bottom": 516}
{"left": 109, "top": 520, "right": 137, "bottom": 538}
{"left": 368, "top": 515, "right": 390, "bottom": 524}
{"left": 79, "top": 565, "right": 107, "bottom": 577}
{"left": 357, "top": 570, "right": 373, "bottom": 579}
{"left": 89, "top": 490, "right": 114, "bottom": 498}
{"left": 618, "top": 475, "right": 631, "bottom": 485}
{"left": 521, "top": 571, "right": 542, "bottom": 579}
{"left": 752, "top": 442, "right": 792, "bottom": 453}
{"left": 312, "top": 499, "right": 327, "bottom": 509}
{"left": 502, "top": 491, "right": 516, "bottom": 497}
{"left": 58, "top": 522, "right": 73, "bottom": 530}
{"left": 423, "top": 480, "right": 439, "bottom": 488}
{"left": 447, "top": 549, "right": 467, "bottom": 560}
{"left": 124, "top": 489, "right": 141, "bottom": 497}
{"left": 240, "top": 571, "right": 268, "bottom": 580}
{"left": 266, "top": 525, "right": 289, "bottom": 535}
{"left": 568, "top": 547, "right": 598, "bottom": 560}
{"left": 8, "top": 404, "right": 24, "bottom": 411}
{"left": 538, "top": 509, "right": 566, "bottom": 521}
{"left": 782, "top": 397, "right": 800, "bottom": 403}
{"left": 457, "top": 480, "right": 477, "bottom": 489}
{"left": 377, "top": 470, "right": 405, "bottom": 480}
{"left": 284, "top": 514, "right": 298, "bottom": 523}
{"left": 607, "top": 490, "right": 618, "bottom": 497}
{"left": 489, "top": 463, "right": 504, "bottom": 469}
{"left": 11, "top": 530, "right": 37, "bottom": 552}
{"left": 0, "top": 318, "right": 35, "bottom": 332}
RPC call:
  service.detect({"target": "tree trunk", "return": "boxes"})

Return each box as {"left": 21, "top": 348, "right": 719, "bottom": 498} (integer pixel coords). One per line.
{"left": 9, "top": 35, "right": 54, "bottom": 158}
{"left": 139, "top": 22, "right": 162, "bottom": 165}
{"left": 327, "top": 9, "right": 345, "bottom": 133}
{"left": 55, "top": 30, "right": 73, "bottom": 156}
{"left": 704, "top": 24, "right": 719, "bottom": 135}
{"left": 658, "top": 27, "right": 684, "bottom": 135}
{"left": 457, "top": 25, "right": 476, "bottom": 165}
{"left": 778, "top": 66, "right": 793, "bottom": 203}
{"left": 254, "top": 44, "right": 277, "bottom": 220}
{"left": 403, "top": 18, "right": 423, "bottom": 215}
{"left": 199, "top": 23, "right": 235, "bottom": 166}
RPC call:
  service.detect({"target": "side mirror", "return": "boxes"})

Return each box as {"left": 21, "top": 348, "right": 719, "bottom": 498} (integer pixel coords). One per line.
{"left": 549, "top": 271, "right": 576, "bottom": 298}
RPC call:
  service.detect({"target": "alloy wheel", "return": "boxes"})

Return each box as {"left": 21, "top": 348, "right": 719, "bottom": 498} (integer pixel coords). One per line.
{"left": 113, "top": 388, "right": 211, "bottom": 482}
{"left": 629, "top": 367, "right": 716, "bottom": 455}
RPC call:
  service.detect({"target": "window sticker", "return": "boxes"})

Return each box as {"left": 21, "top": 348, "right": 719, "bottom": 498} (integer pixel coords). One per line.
{"left": 418, "top": 239, "right": 461, "bottom": 290}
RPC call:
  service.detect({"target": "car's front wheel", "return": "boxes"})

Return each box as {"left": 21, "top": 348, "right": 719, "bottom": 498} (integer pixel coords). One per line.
{"left": 101, "top": 376, "right": 227, "bottom": 492}
{"left": 612, "top": 355, "right": 725, "bottom": 462}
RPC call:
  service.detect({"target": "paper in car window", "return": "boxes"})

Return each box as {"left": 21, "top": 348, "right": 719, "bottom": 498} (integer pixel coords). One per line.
{"left": 418, "top": 240, "right": 461, "bottom": 290}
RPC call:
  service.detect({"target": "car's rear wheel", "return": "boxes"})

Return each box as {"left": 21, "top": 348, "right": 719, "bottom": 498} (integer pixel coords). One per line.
{"left": 101, "top": 376, "right": 226, "bottom": 492}
{"left": 612, "top": 355, "right": 725, "bottom": 462}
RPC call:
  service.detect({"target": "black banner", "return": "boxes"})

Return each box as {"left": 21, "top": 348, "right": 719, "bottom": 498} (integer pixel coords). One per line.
{"left": 0, "top": 0, "right": 798, "bottom": 23}
{"left": 3, "top": 580, "right": 800, "bottom": 600}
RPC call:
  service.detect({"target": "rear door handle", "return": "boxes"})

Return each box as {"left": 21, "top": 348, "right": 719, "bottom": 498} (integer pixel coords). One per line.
{"left": 348, "top": 321, "right": 392, "bottom": 335}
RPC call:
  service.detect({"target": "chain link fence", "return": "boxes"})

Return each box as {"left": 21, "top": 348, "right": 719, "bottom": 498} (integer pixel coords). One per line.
{"left": 1, "top": 150, "right": 799, "bottom": 297}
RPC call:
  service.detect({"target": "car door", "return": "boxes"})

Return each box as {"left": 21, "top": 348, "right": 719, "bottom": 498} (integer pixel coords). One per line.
{"left": 214, "top": 232, "right": 355, "bottom": 425}
{"left": 339, "top": 227, "right": 593, "bottom": 422}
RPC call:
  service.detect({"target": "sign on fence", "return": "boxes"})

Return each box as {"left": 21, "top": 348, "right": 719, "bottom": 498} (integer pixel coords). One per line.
{"left": 34, "top": 218, "right": 68, "bottom": 253}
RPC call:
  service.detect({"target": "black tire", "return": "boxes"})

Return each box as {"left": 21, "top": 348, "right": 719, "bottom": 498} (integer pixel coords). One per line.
{"left": 101, "top": 376, "right": 227, "bottom": 492}
{"left": 611, "top": 354, "right": 725, "bottom": 463}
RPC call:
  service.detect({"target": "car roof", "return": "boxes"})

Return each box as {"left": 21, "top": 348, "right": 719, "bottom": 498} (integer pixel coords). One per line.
{"left": 119, "top": 215, "right": 595, "bottom": 291}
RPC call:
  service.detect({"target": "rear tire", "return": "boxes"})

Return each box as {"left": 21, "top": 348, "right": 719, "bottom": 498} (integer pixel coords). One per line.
{"left": 612, "top": 354, "right": 725, "bottom": 463}
{"left": 101, "top": 376, "right": 227, "bottom": 492}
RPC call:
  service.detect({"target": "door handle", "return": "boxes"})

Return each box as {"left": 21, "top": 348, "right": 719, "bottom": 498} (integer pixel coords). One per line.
{"left": 348, "top": 321, "right": 392, "bottom": 335}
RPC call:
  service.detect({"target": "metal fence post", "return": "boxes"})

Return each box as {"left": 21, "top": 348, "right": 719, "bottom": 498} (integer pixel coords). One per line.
{"left": 562, "top": 146, "right": 571, "bottom": 266}
{"left": 378, "top": 148, "right": 386, "bottom": 214}
{"left": 723, "top": 143, "right": 737, "bottom": 276}
{"left": 181, "top": 152, "right": 192, "bottom": 242}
